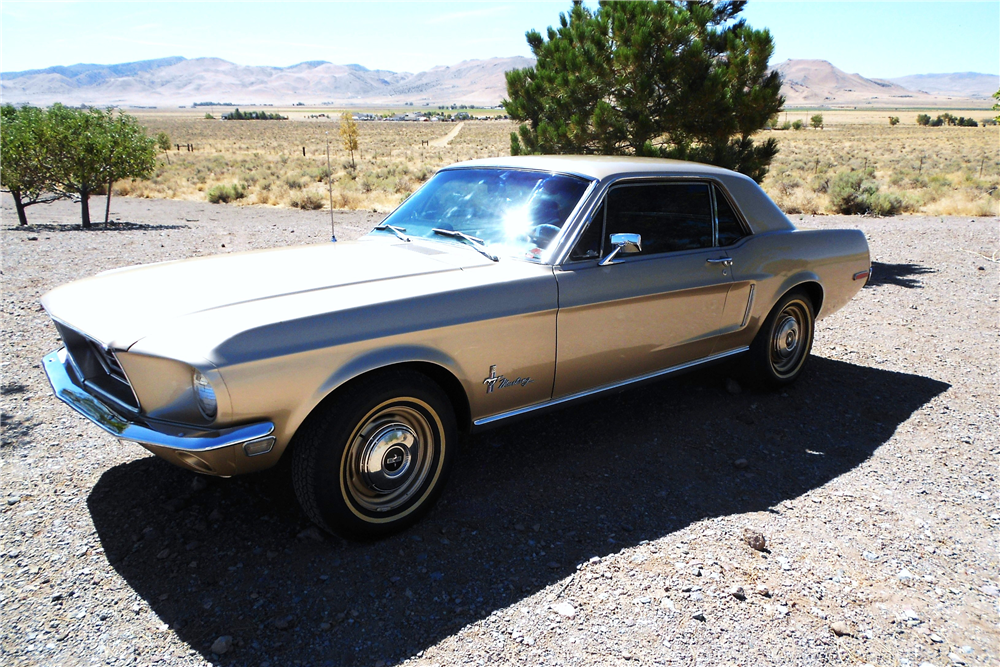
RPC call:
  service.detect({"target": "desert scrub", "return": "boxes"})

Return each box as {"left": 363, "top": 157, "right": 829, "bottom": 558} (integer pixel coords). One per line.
{"left": 829, "top": 170, "right": 903, "bottom": 216}
{"left": 290, "top": 191, "right": 325, "bottom": 210}
{"left": 118, "top": 109, "right": 999, "bottom": 214}
{"left": 206, "top": 183, "right": 247, "bottom": 204}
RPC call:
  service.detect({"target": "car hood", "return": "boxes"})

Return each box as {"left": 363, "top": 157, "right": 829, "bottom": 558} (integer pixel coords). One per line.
{"left": 41, "top": 237, "right": 485, "bottom": 350}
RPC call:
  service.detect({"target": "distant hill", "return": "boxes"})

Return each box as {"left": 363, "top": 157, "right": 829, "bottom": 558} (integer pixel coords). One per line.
{"left": 773, "top": 59, "right": 941, "bottom": 106}
{"left": 0, "top": 56, "right": 535, "bottom": 107}
{"left": 1, "top": 55, "right": 991, "bottom": 108}
{"left": 887, "top": 72, "right": 999, "bottom": 99}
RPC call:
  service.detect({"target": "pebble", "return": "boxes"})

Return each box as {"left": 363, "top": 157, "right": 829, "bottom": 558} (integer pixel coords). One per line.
{"left": 729, "top": 586, "right": 746, "bottom": 601}
{"left": 742, "top": 528, "right": 767, "bottom": 552}
{"left": 898, "top": 568, "right": 915, "bottom": 580}
{"left": 755, "top": 585, "right": 771, "bottom": 598}
{"left": 7, "top": 496, "right": 20, "bottom": 505}
{"left": 692, "top": 612, "right": 706, "bottom": 622}
{"left": 831, "top": 621, "right": 852, "bottom": 636}
{"left": 732, "top": 458, "right": 749, "bottom": 469}
{"left": 211, "top": 635, "right": 232, "bottom": 655}
{"left": 929, "top": 633, "right": 944, "bottom": 643}
{"left": 948, "top": 653, "right": 966, "bottom": 665}
{"left": 725, "top": 378, "right": 742, "bottom": 394}
{"left": 190, "top": 476, "right": 208, "bottom": 492}
{"left": 551, "top": 602, "right": 576, "bottom": 619}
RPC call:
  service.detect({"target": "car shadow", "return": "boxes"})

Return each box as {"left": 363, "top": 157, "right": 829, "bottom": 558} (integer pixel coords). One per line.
{"left": 867, "top": 261, "right": 935, "bottom": 289}
{"left": 87, "top": 357, "right": 948, "bottom": 665}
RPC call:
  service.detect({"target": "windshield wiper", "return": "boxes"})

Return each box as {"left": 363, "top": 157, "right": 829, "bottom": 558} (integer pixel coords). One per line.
{"left": 432, "top": 228, "right": 499, "bottom": 262}
{"left": 373, "top": 223, "right": 411, "bottom": 242}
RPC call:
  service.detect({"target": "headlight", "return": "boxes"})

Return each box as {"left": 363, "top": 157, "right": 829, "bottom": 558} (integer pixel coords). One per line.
{"left": 192, "top": 370, "right": 217, "bottom": 420}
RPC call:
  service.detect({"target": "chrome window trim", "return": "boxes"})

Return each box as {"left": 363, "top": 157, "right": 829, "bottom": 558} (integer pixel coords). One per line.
{"left": 554, "top": 175, "right": 753, "bottom": 266}
{"left": 473, "top": 345, "right": 749, "bottom": 427}
{"left": 711, "top": 182, "right": 753, "bottom": 246}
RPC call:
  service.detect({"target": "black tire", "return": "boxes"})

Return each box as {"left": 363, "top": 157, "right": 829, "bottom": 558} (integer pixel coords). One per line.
{"left": 291, "top": 369, "right": 456, "bottom": 538}
{"left": 745, "top": 289, "right": 815, "bottom": 388}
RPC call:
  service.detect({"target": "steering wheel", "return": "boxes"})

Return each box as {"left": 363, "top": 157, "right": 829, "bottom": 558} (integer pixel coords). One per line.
{"left": 528, "top": 224, "right": 561, "bottom": 248}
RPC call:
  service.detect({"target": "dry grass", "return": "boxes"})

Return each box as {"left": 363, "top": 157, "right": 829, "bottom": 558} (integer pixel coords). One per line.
{"left": 760, "top": 110, "right": 999, "bottom": 216}
{"left": 130, "top": 113, "right": 512, "bottom": 211}
{"left": 124, "top": 109, "right": 999, "bottom": 215}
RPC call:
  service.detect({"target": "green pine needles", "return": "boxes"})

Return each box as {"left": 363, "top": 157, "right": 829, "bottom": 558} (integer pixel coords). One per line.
{"left": 504, "top": 0, "right": 784, "bottom": 183}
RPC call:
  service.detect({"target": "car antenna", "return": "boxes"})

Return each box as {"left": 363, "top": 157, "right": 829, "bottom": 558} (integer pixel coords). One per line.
{"left": 326, "top": 131, "right": 337, "bottom": 242}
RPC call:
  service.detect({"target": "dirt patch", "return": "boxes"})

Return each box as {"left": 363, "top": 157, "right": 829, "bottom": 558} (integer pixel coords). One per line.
{"left": 1, "top": 195, "right": 997, "bottom": 666}
{"left": 430, "top": 121, "right": 466, "bottom": 147}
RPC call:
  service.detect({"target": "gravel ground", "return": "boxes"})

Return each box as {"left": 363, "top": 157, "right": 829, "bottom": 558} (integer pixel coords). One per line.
{"left": 1, "top": 195, "right": 997, "bottom": 667}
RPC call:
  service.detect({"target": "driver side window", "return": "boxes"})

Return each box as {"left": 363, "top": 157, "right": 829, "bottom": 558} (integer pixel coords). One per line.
{"left": 605, "top": 183, "right": 713, "bottom": 256}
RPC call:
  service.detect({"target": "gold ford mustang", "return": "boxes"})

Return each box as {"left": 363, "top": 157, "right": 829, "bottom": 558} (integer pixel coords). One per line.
{"left": 41, "top": 156, "right": 870, "bottom": 537}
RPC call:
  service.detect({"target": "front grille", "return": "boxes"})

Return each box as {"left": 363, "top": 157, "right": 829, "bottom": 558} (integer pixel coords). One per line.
{"left": 54, "top": 321, "right": 140, "bottom": 411}
{"left": 86, "top": 338, "right": 128, "bottom": 383}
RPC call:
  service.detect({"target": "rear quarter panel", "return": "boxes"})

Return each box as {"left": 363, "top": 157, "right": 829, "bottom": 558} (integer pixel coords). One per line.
{"left": 712, "top": 228, "right": 870, "bottom": 352}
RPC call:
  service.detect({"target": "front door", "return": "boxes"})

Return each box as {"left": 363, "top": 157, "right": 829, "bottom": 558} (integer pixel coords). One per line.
{"left": 553, "top": 181, "right": 735, "bottom": 398}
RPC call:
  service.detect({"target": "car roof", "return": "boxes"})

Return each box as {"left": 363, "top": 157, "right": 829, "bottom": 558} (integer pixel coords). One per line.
{"left": 441, "top": 154, "right": 795, "bottom": 235}
{"left": 441, "top": 155, "right": 743, "bottom": 182}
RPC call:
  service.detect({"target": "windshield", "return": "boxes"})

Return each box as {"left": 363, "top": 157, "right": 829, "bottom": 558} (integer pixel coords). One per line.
{"left": 374, "top": 168, "right": 591, "bottom": 261}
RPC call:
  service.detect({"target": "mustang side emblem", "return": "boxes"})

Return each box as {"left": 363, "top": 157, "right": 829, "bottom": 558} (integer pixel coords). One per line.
{"left": 483, "top": 365, "right": 533, "bottom": 394}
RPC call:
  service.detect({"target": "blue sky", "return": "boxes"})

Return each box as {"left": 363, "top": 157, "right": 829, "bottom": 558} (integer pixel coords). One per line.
{"left": 1, "top": 2, "right": 997, "bottom": 77}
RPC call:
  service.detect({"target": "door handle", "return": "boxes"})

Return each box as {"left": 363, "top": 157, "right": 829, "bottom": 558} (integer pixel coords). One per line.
{"left": 707, "top": 257, "right": 733, "bottom": 266}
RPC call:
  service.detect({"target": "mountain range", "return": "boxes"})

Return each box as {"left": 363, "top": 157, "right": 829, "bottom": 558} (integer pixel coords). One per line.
{"left": 1, "top": 56, "right": 996, "bottom": 108}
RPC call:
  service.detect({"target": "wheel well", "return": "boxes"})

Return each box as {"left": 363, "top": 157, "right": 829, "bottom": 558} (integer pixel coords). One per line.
{"left": 796, "top": 281, "right": 824, "bottom": 317}
{"left": 399, "top": 361, "right": 472, "bottom": 433}
{"left": 300, "top": 362, "right": 472, "bottom": 440}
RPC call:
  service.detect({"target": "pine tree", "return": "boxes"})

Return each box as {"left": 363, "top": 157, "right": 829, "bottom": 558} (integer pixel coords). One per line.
{"left": 504, "top": 1, "right": 784, "bottom": 182}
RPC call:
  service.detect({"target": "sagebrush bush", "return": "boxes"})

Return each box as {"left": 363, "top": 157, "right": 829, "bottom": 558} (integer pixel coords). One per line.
{"left": 290, "top": 191, "right": 325, "bottom": 210}
{"left": 829, "top": 170, "right": 902, "bottom": 216}
{"left": 206, "top": 183, "right": 246, "bottom": 204}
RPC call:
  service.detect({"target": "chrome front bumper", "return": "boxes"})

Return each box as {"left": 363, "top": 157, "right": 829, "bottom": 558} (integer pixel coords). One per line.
{"left": 42, "top": 348, "right": 276, "bottom": 475}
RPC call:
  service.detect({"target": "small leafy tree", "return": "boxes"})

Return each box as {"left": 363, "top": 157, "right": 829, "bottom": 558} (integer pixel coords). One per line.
{"left": 0, "top": 104, "right": 61, "bottom": 225}
{"left": 504, "top": 1, "right": 784, "bottom": 182}
{"left": 888, "top": 116, "right": 900, "bottom": 126}
{"left": 994, "top": 88, "right": 999, "bottom": 122}
{"left": 101, "top": 110, "right": 157, "bottom": 222}
{"left": 916, "top": 113, "right": 931, "bottom": 126}
{"left": 156, "top": 131, "right": 171, "bottom": 164}
{"left": 791, "top": 119, "right": 804, "bottom": 131}
{"left": 47, "top": 105, "right": 156, "bottom": 228}
{"left": 810, "top": 114, "right": 824, "bottom": 129}
{"left": 340, "top": 111, "right": 359, "bottom": 169}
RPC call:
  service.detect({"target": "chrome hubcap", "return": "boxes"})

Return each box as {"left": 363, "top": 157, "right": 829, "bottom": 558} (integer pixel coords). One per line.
{"left": 345, "top": 403, "right": 436, "bottom": 513}
{"left": 359, "top": 423, "right": 415, "bottom": 492}
{"left": 769, "top": 301, "right": 810, "bottom": 377}
{"left": 773, "top": 315, "right": 800, "bottom": 360}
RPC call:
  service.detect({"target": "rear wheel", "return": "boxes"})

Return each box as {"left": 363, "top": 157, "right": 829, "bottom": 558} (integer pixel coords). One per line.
{"left": 292, "top": 370, "right": 456, "bottom": 538}
{"left": 746, "top": 289, "right": 815, "bottom": 387}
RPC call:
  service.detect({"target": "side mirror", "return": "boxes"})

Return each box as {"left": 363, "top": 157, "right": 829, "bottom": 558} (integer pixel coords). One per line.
{"left": 599, "top": 233, "right": 642, "bottom": 266}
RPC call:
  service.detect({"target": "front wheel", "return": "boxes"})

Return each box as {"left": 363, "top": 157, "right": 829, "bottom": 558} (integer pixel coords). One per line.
{"left": 746, "top": 289, "right": 815, "bottom": 387}
{"left": 292, "top": 370, "right": 456, "bottom": 538}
